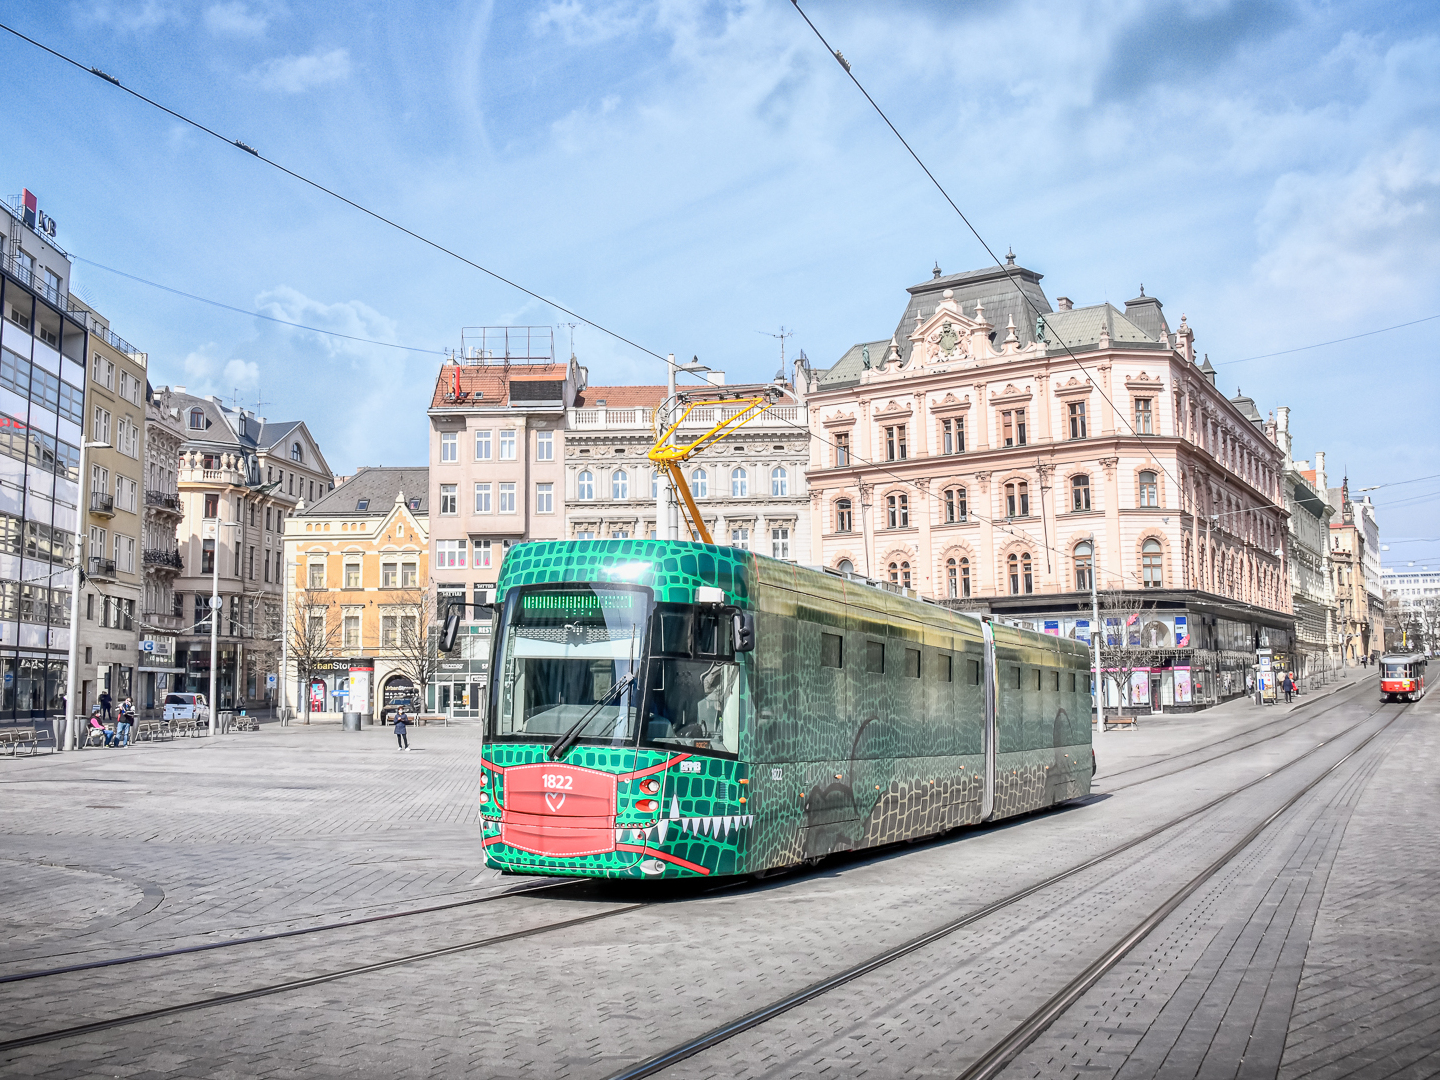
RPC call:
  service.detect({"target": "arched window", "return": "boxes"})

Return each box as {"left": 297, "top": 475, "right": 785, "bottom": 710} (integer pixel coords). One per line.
{"left": 1074, "top": 541, "right": 1093, "bottom": 591}
{"left": 291, "top": 442, "right": 303, "bottom": 462}
{"left": 889, "top": 561, "right": 912, "bottom": 589}
{"left": 771, "top": 466, "right": 788, "bottom": 497}
{"left": 837, "top": 558, "right": 854, "bottom": 575}
{"left": 835, "top": 498, "right": 853, "bottom": 533}
{"left": 687, "top": 468, "right": 707, "bottom": 498}
{"left": 651, "top": 470, "right": 660, "bottom": 499}
{"left": 1071, "top": 475, "right": 1090, "bottom": 512}
{"left": 1008, "top": 554, "right": 1020, "bottom": 594}
{"left": 887, "top": 493, "right": 909, "bottom": 529}
{"left": 945, "top": 487, "right": 967, "bottom": 523}
{"left": 960, "top": 556, "right": 970, "bottom": 597}
{"left": 1143, "top": 538, "right": 1163, "bottom": 588}
{"left": 577, "top": 470, "right": 594, "bottom": 500}
{"left": 1022, "top": 552, "right": 1033, "bottom": 593}
{"left": 611, "top": 470, "right": 629, "bottom": 500}
{"left": 1009, "top": 552, "right": 1033, "bottom": 594}
{"left": 946, "top": 558, "right": 958, "bottom": 598}
{"left": 1139, "top": 471, "right": 1159, "bottom": 507}
{"left": 731, "top": 467, "right": 748, "bottom": 497}
{"left": 188, "top": 407, "right": 205, "bottom": 430}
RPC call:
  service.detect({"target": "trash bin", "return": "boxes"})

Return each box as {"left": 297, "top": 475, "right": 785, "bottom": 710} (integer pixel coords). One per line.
{"left": 342, "top": 711, "right": 362, "bottom": 731}
{"left": 218, "top": 710, "right": 235, "bottom": 733}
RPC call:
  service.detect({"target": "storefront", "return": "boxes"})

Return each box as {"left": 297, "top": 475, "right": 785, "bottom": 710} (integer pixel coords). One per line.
{"left": 426, "top": 622, "right": 492, "bottom": 721}
{"left": 178, "top": 644, "right": 243, "bottom": 709}
{"left": 302, "top": 657, "right": 380, "bottom": 718}
{"left": 139, "top": 635, "right": 180, "bottom": 711}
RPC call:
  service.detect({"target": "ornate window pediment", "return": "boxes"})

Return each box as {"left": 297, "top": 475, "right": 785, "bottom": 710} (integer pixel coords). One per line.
{"left": 1053, "top": 376, "right": 1093, "bottom": 397}
{"left": 989, "top": 383, "right": 1033, "bottom": 403}
{"left": 929, "top": 392, "right": 971, "bottom": 415}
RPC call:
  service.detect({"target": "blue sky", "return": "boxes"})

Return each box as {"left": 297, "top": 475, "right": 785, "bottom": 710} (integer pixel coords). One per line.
{"left": 2, "top": 0, "right": 1437, "bottom": 557}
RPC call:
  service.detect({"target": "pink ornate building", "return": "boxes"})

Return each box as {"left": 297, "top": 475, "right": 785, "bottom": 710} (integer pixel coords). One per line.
{"left": 800, "top": 259, "right": 1293, "bottom": 710}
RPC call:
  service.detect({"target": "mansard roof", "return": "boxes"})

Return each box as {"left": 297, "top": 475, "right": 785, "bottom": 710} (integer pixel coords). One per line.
{"left": 894, "top": 262, "right": 1052, "bottom": 365}
{"left": 1041, "top": 303, "right": 1159, "bottom": 351}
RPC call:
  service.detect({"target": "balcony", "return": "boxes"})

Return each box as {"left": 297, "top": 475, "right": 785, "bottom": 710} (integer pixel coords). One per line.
{"left": 566, "top": 403, "right": 803, "bottom": 430}
{"left": 141, "top": 610, "right": 184, "bottom": 632}
{"left": 89, "top": 491, "right": 115, "bottom": 517}
{"left": 145, "top": 490, "right": 183, "bottom": 515}
{"left": 143, "top": 549, "right": 183, "bottom": 572}
{"left": 87, "top": 557, "right": 117, "bottom": 580}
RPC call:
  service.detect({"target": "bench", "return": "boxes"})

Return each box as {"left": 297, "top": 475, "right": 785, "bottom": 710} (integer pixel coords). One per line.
{"left": 1, "top": 727, "right": 53, "bottom": 755}
{"left": 233, "top": 714, "right": 260, "bottom": 731}
{"left": 135, "top": 720, "right": 169, "bottom": 742}
{"left": 83, "top": 724, "right": 112, "bottom": 747}
{"left": 416, "top": 714, "right": 446, "bottom": 727}
{"left": 1103, "top": 715, "right": 1139, "bottom": 731}
{"left": 169, "top": 715, "right": 202, "bottom": 737}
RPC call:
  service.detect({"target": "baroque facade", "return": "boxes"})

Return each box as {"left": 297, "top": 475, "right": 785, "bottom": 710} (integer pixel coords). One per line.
{"left": 1328, "top": 479, "right": 1384, "bottom": 664}
{"left": 139, "top": 389, "right": 185, "bottom": 708}
{"left": 802, "top": 260, "right": 1293, "bottom": 710}
{"left": 1270, "top": 410, "right": 1339, "bottom": 682}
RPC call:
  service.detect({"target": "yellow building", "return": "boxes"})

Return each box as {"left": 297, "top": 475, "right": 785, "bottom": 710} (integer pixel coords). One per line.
{"left": 283, "top": 467, "right": 429, "bottom": 720}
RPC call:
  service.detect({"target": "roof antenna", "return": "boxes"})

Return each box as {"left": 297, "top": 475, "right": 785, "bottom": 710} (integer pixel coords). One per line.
{"left": 566, "top": 322, "right": 576, "bottom": 360}
{"left": 758, "top": 325, "right": 795, "bottom": 372}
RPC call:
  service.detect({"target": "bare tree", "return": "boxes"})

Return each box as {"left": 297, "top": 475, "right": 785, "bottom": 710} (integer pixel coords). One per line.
{"left": 380, "top": 589, "right": 442, "bottom": 717}
{"left": 288, "top": 590, "right": 340, "bottom": 724}
{"left": 1095, "top": 590, "right": 1165, "bottom": 716}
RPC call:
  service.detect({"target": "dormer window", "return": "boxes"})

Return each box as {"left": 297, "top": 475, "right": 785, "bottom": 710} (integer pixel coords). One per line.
{"left": 356, "top": 499, "right": 369, "bottom": 511}
{"left": 189, "top": 408, "right": 204, "bottom": 430}
{"left": 408, "top": 497, "right": 420, "bottom": 511}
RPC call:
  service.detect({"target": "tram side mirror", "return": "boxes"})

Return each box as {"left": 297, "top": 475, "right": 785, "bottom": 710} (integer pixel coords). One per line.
{"left": 732, "top": 611, "right": 755, "bottom": 653}
{"left": 440, "top": 608, "right": 461, "bottom": 653}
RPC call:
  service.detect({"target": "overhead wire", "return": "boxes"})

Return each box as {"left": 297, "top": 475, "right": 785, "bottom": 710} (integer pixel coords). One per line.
{"left": 1217, "top": 313, "right": 1440, "bottom": 366}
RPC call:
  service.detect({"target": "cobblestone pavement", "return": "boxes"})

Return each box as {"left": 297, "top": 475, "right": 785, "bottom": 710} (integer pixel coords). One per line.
{"left": 1, "top": 674, "right": 1431, "bottom": 1080}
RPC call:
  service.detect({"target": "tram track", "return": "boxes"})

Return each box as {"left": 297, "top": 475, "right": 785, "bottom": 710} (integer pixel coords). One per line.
{"left": 597, "top": 699, "right": 1400, "bottom": 1080}
{"left": 0, "top": 700, "right": 1394, "bottom": 1062}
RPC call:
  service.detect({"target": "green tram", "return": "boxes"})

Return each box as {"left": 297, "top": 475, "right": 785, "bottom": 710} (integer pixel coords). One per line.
{"left": 478, "top": 539, "right": 1094, "bottom": 879}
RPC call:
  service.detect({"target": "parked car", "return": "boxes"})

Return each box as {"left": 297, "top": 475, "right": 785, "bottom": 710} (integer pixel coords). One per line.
{"left": 163, "top": 693, "right": 208, "bottom": 722}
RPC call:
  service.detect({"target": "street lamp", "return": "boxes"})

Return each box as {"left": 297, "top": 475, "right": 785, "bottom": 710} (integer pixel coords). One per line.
{"left": 62, "top": 440, "right": 114, "bottom": 752}
{"left": 204, "top": 517, "right": 243, "bottom": 737}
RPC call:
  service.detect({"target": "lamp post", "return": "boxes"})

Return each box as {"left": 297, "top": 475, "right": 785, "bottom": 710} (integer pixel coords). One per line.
{"left": 62, "top": 439, "right": 114, "bottom": 752}
{"left": 204, "top": 517, "right": 243, "bottom": 737}
{"left": 1087, "top": 533, "right": 1103, "bottom": 733}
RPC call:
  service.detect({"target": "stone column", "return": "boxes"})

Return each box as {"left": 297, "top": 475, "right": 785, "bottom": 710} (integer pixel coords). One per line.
{"left": 975, "top": 471, "right": 993, "bottom": 594}
{"left": 915, "top": 478, "right": 934, "bottom": 596}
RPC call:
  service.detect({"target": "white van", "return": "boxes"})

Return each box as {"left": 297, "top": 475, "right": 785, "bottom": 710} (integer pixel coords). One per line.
{"left": 163, "top": 692, "right": 208, "bottom": 723}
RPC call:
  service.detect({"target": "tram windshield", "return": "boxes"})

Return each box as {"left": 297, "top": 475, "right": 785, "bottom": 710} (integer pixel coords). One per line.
{"left": 642, "top": 604, "right": 741, "bottom": 756}
{"left": 1383, "top": 662, "right": 1407, "bottom": 679}
{"left": 492, "top": 585, "right": 646, "bottom": 744}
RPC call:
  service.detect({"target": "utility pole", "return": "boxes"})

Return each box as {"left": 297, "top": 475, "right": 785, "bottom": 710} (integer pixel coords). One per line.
{"left": 63, "top": 440, "right": 110, "bottom": 751}
{"left": 207, "top": 517, "right": 241, "bottom": 736}
{"left": 664, "top": 354, "right": 677, "bottom": 541}
{"left": 1089, "top": 532, "right": 1103, "bottom": 733}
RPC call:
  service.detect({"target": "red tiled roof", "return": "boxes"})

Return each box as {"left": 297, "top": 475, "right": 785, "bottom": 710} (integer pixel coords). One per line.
{"left": 574, "top": 385, "right": 668, "bottom": 407}
{"left": 1300, "top": 469, "right": 1317, "bottom": 483}
{"left": 430, "top": 363, "right": 567, "bottom": 409}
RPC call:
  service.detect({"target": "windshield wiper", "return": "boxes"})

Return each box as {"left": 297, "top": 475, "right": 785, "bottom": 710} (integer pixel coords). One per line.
{"left": 547, "top": 672, "right": 635, "bottom": 761}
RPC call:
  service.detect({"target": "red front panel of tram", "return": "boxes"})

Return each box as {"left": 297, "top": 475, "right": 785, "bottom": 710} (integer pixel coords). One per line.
{"left": 499, "top": 762, "right": 619, "bottom": 858}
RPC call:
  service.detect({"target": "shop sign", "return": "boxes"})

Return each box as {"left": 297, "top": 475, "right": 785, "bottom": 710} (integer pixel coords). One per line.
{"left": 1174, "top": 668, "right": 1192, "bottom": 703}
{"left": 1043, "top": 620, "right": 1060, "bottom": 636}
{"left": 1072, "top": 619, "right": 1091, "bottom": 645}
{"left": 1175, "top": 616, "right": 1189, "bottom": 647}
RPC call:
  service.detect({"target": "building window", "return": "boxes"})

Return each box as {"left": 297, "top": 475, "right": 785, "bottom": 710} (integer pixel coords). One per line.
{"left": 308, "top": 561, "right": 326, "bottom": 589}
{"left": 1139, "top": 471, "right": 1159, "bottom": 507}
{"left": 731, "top": 468, "right": 748, "bottom": 498}
{"left": 771, "top": 467, "right": 788, "bottom": 497}
{"left": 536, "top": 482, "right": 553, "bottom": 513}
{"left": 884, "top": 425, "right": 908, "bottom": 461}
{"left": 1001, "top": 408, "right": 1027, "bottom": 447}
{"left": 343, "top": 612, "right": 360, "bottom": 650}
{"left": 771, "top": 527, "right": 790, "bottom": 560}
{"left": 499, "top": 483, "right": 516, "bottom": 514}
{"left": 612, "top": 470, "right": 629, "bottom": 500}
{"left": 835, "top": 499, "right": 853, "bottom": 533}
{"left": 577, "top": 470, "right": 594, "bottom": 500}
{"left": 1135, "top": 398, "right": 1153, "bottom": 435}
{"left": 1075, "top": 541, "right": 1092, "bottom": 591}
{"left": 1005, "top": 481, "right": 1030, "bottom": 518}
{"left": 1072, "top": 475, "right": 1091, "bottom": 511}
{"left": 946, "top": 558, "right": 958, "bottom": 598}
{"left": 94, "top": 407, "right": 111, "bottom": 445}
{"left": 381, "top": 614, "right": 398, "bottom": 648}
{"left": 381, "top": 561, "right": 397, "bottom": 588}
{"left": 1068, "top": 401, "right": 1087, "bottom": 440}
{"left": 730, "top": 527, "right": 750, "bottom": 549}
{"left": 940, "top": 416, "right": 965, "bottom": 455}
{"left": 575, "top": 531, "right": 595, "bottom": 541}
{"left": 291, "top": 442, "right": 303, "bottom": 462}
{"left": 944, "top": 487, "right": 967, "bottom": 523}
{"left": 888, "top": 561, "right": 912, "bottom": 589}
{"left": 536, "top": 430, "right": 554, "bottom": 461}
{"left": 436, "top": 539, "right": 467, "bottom": 568}
{"left": 439, "top": 485, "right": 457, "bottom": 515}
{"left": 204, "top": 493, "right": 219, "bottom": 519}
{"left": 1142, "top": 538, "right": 1163, "bottom": 587}
{"left": 344, "top": 561, "right": 361, "bottom": 589}
{"left": 475, "top": 539, "right": 493, "bottom": 568}
{"left": 474, "top": 430, "right": 492, "bottom": 460}
{"left": 440, "top": 431, "right": 457, "bottom": 463}
{"left": 1008, "top": 552, "right": 1034, "bottom": 594}
{"left": 887, "top": 493, "right": 909, "bottom": 529}
{"left": 499, "top": 430, "right": 516, "bottom": 460}
{"left": 186, "top": 406, "right": 203, "bottom": 430}
{"left": 401, "top": 562, "right": 418, "bottom": 588}
{"left": 691, "top": 468, "right": 708, "bottom": 498}
{"left": 474, "top": 483, "right": 491, "bottom": 513}
{"left": 835, "top": 432, "right": 850, "bottom": 467}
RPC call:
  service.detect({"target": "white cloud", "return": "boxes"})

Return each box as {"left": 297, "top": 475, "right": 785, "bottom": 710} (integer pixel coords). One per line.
{"left": 253, "top": 287, "right": 401, "bottom": 357}
{"left": 79, "top": 0, "right": 178, "bottom": 32}
{"left": 204, "top": 2, "right": 268, "bottom": 36}
{"left": 249, "top": 48, "right": 351, "bottom": 93}
{"left": 223, "top": 358, "right": 261, "bottom": 388}
{"left": 177, "top": 347, "right": 260, "bottom": 398}
{"left": 533, "top": 1, "right": 646, "bottom": 45}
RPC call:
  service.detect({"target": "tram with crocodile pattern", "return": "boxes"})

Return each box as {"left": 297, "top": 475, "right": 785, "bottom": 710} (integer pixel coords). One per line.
{"left": 478, "top": 539, "right": 1094, "bottom": 879}
{"left": 1380, "top": 652, "right": 1428, "bottom": 702}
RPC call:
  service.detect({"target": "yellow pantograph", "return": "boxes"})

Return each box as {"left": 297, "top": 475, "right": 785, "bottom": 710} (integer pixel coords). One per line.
{"left": 648, "top": 387, "right": 784, "bottom": 544}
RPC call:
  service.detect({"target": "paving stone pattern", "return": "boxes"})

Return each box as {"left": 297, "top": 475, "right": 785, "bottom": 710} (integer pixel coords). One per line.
{"left": 0, "top": 675, "right": 1429, "bottom": 1080}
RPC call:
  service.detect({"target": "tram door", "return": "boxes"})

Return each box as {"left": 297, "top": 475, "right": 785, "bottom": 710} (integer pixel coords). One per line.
{"left": 980, "top": 620, "right": 998, "bottom": 821}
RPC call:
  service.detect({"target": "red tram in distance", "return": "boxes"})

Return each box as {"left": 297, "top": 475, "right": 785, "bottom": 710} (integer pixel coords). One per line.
{"left": 1380, "top": 652, "right": 1428, "bottom": 702}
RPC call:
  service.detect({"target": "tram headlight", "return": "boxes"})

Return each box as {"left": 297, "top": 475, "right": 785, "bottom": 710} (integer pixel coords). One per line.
{"left": 478, "top": 792, "right": 490, "bottom": 805}
{"left": 479, "top": 773, "right": 489, "bottom": 788}
{"left": 639, "top": 778, "right": 660, "bottom": 795}
{"left": 635, "top": 799, "right": 659, "bottom": 812}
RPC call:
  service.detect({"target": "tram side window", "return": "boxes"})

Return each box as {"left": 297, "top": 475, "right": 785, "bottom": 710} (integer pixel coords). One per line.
{"left": 821, "top": 632, "right": 843, "bottom": 668}
{"left": 905, "top": 648, "right": 920, "bottom": 678}
{"left": 968, "top": 658, "right": 981, "bottom": 685}
{"left": 936, "top": 654, "right": 953, "bottom": 682}
{"left": 866, "top": 641, "right": 885, "bottom": 674}
{"left": 1011, "top": 667, "right": 1022, "bottom": 689}
{"left": 1069, "top": 672, "right": 1077, "bottom": 692}
{"left": 1051, "top": 670, "right": 1060, "bottom": 691}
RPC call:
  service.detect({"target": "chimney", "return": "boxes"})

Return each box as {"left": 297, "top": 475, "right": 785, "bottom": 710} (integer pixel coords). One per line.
{"left": 1275, "top": 405, "right": 1292, "bottom": 468}
{"left": 1056, "top": 297, "right": 1073, "bottom": 311}
{"left": 174, "top": 385, "right": 186, "bottom": 394}
{"left": 1315, "top": 451, "right": 1327, "bottom": 496}
{"left": 706, "top": 370, "right": 725, "bottom": 386}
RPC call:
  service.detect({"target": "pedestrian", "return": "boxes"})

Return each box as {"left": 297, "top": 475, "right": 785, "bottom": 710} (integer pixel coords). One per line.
{"left": 394, "top": 706, "right": 410, "bottom": 751}
{"left": 99, "top": 688, "right": 113, "bottom": 724}
{"left": 116, "top": 698, "right": 135, "bottom": 747}
{"left": 1282, "top": 673, "right": 1293, "bottom": 703}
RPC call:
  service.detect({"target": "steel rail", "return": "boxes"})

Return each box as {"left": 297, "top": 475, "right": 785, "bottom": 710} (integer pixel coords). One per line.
{"left": 0, "top": 878, "right": 576, "bottom": 986}
{"left": 599, "top": 701, "right": 1393, "bottom": 1080}
{"left": 953, "top": 702, "right": 1408, "bottom": 1080}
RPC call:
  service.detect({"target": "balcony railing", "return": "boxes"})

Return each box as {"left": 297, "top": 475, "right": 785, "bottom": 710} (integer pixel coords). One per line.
{"left": 144, "top": 490, "right": 182, "bottom": 513}
{"left": 565, "top": 404, "right": 802, "bottom": 429}
{"left": 89, "top": 491, "right": 115, "bottom": 516}
{"left": 142, "top": 549, "right": 183, "bottom": 571}
{"left": 87, "top": 557, "right": 117, "bottom": 580}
